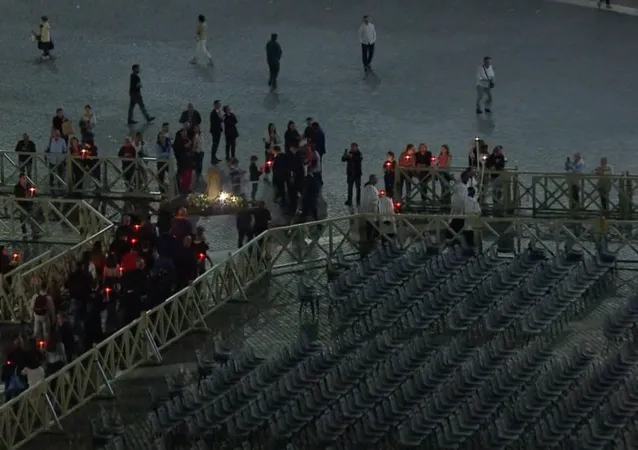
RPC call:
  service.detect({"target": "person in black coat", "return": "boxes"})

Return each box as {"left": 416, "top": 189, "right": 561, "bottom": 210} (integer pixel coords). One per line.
{"left": 209, "top": 100, "right": 223, "bottom": 164}
{"left": 223, "top": 106, "right": 239, "bottom": 161}
{"left": 284, "top": 121, "right": 300, "bottom": 152}
{"left": 178, "top": 103, "right": 202, "bottom": 128}
{"left": 342, "top": 143, "right": 363, "bottom": 206}
{"left": 266, "top": 33, "right": 283, "bottom": 91}
{"left": 311, "top": 122, "right": 326, "bottom": 161}
{"left": 301, "top": 173, "right": 321, "bottom": 221}
{"left": 271, "top": 146, "right": 289, "bottom": 205}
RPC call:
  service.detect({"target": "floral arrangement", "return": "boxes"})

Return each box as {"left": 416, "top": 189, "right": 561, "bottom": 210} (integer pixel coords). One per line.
{"left": 185, "top": 192, "right": 247, "bottom": 215}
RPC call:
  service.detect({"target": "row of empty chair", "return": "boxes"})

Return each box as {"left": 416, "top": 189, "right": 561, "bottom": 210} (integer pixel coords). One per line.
{"left": 93, "top": 238, "right": 633, "bottom": 449}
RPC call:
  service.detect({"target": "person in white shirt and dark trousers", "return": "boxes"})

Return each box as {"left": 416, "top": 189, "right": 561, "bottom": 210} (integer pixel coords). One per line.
{"left": 476, "top": 56, "right": 495, "bottom": 114}
{"left": 359, "top": 15, "right": 376, "bottom": 73}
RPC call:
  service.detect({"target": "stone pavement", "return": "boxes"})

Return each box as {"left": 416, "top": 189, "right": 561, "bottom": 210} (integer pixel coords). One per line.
{"left": 550, "top": 0, "right": 638, "bottom": 13}
{"left": 2, "top": 0, "right": 638, "bottom": 249}
{"left": 2, "top": 1, "right": 637, "bottom": 444}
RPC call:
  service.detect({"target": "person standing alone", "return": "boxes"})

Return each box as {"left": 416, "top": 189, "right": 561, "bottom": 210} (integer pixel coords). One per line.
{"left": 127, "top": 64, "right": 155, "bottom": 125}
{"left": 475, "top": 56, "right": 495, "bottom": 115}
{"left": 190, "top": 15, "right": 214, "bottom": 66}
{"left": 359, "top": 15, "right": 376, "bottom": 73}
{"left": 209, "top": 100, "right": 223, "bottom": 164}
{"left": 266, "top": 33, "right": 283, "bottom": 91}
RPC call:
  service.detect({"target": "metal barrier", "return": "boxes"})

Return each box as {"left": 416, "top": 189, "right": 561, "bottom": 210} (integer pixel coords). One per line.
{"left": 0, "top": 152, "right": 177, "bottom": 199}
{"left": 0, "top": 198, "right": 112, "bottom": 245}
{"left": 393, "top": 166, "right": 637, "bottom": 218}
{"left": 2, "top": 213, "right": 637, "bottom": 449}
{"left": 0, "top": 200, "right": 113, "bottom": 322}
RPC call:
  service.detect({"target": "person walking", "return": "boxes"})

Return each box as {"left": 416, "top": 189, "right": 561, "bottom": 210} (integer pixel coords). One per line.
{"left": 209, "top": 100, "right": 223, "bottom": 164}
{"left": 475, "top": 56, "right": 495, "bottom": 115}
{"left": 127, "top": 64, "right": 155, "bottom": 125}
{"left": 266, "top": 33, "right": 283, "bottom": 91}
{"left": 190, "top": 15, "right": 214, "bottom": 66}
{"left": 33, "top": 16, "right": 54, "bottom": 60}
{"left": 598, "top": 0, "right": 611, "bottom": 8}
{"left": 359, "top": 15, "right": 377, "bottom": 73}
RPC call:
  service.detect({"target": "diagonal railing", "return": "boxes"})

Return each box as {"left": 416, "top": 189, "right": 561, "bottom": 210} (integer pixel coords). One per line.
{"left": 0, "top": 200, "right": 113, "bottom": 322}
{"left": 0, "top": 152, "right": 176, "bottom": 198}
{"left": 1, "top": 214, "right": 638, "bottom": 449}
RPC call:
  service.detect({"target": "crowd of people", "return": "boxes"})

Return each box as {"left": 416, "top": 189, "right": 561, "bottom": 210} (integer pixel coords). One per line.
{"left": 1, "top": 208, "right": 215, "bottom": 402}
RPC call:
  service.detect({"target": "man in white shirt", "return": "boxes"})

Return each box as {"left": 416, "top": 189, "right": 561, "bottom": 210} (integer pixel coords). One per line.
{"left": 378, "top": 190, "right": 397, "bottom": 236}
{"left": 475, "top": 56, "right": 495, "bottom": 114}
{"left": 463, "top": 187, "right": 482, "bottom": 248}
{"left": 358, "top": 15, "right": 377, "bottom": 73}
{"left": 361, "top": 174, "right": 380, "bottom": 241}
{"left": 190, "top": 15, "right": 213, "bottom": 66}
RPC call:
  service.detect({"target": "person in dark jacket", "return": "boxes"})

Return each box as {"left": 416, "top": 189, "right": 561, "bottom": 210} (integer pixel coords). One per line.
{"left": 301, "top": 173, "right": 321, "bottom": 221}
{"left": 310, "top": 122, "right": 326, "bottom": 161}
{"left": 14, "top": 174, "right": 36, "bottom": 237}
{"left": 174, "top": 236, "right": 198, "bottom": 289}
{"left": 178, "top": 103, "right": 202, "bottom": 129}
{"left": 171, "top": 208, "right": 193, "bottom": 243}
{"left": 209, "top": 100, "right": 223, "bottom": 164}
{"left": 288, "top": 147, "right": 306, "bottom": 214}
{"left": 249, "top": 155, "right": 261, "bottom": 201}
{"left": 284, "top": 121, "right": 300, "bottom": 152}
{"left": 266, "top": 33, "right": 283, "bottom": 91}
{"left": 223, "top": 106, "right": 239, "bottom": 161}
{"left": 303, "top": 117, "right": 315, "bottom": 142}
{"left": 236, "top": 208, "right": 254, "bottom": 248}
{"left": 342, "top": 143, "right": 363, "bottom": 206}
{"left": 271, "top": 146, "right": 288, "bottom": 204}
{"left": 15, "top": 133, "right": 36, "bottom": 177}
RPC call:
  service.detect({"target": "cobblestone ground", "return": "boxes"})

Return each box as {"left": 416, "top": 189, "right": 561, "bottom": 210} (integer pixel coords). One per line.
{"left": 3, "top": 0, "right": 638, "bottom": 446}
{"left": 2, "top": 0, "right": 638, "bottom": 249}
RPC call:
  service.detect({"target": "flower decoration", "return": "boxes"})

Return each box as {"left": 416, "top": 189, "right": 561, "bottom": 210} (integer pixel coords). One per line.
{"left": 186, "top": 192, "right": 247, "bottom": 215}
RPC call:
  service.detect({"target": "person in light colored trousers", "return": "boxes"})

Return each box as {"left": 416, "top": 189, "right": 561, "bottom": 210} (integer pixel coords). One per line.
{"left": 476, "top": 56, "right": 495, "bottom": 114}
{"left": 191, "top": 15, "right": 214, "bottom": 66}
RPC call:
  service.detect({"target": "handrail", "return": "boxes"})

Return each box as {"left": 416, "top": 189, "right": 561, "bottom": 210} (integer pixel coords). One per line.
{"left": 0, "top": 231, "right": 271, "bottom": 449}
{"left": 0, "top": 224, "right": 114, "bottom": 322}
{"left": 0, "top": 151, "right": 177, "bottom": 198}
{"left": 392, "top": 166, "right": 636, "bottom": 218}
{"left": 2, "top": 213, "right": 637, "bottom": 449}
{"left": 0, "top": 197, "right": 112, "bottom": 244}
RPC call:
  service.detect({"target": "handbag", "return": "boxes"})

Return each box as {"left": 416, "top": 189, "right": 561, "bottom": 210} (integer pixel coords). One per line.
{"left": 483, "top": 67, "right": 494, "bottom": 89}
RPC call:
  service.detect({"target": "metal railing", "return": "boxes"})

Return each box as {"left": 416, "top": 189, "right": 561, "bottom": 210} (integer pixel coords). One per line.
{"left": 0, "top": 152, "right": 177, "bottom": 198}
{"left": 1, "top": 213, "right": 637, "bottom": 448}
{"left": 0, "top": 200, "right": 113, "bottom": 322}
{"left": 393, "top": 166, "right": 637, "bottom": 218}
{"left": 0, "top": 198, "right": 112, "bottom": 244}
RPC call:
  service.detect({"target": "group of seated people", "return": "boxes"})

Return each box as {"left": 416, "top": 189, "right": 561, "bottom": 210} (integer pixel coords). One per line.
{"left": 1, "top": 207, "right": 212, "bottom": 402}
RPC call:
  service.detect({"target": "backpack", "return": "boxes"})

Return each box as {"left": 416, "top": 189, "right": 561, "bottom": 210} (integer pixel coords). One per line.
{"left": 33, "top": 295, "right": 48, "bottom": 316}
